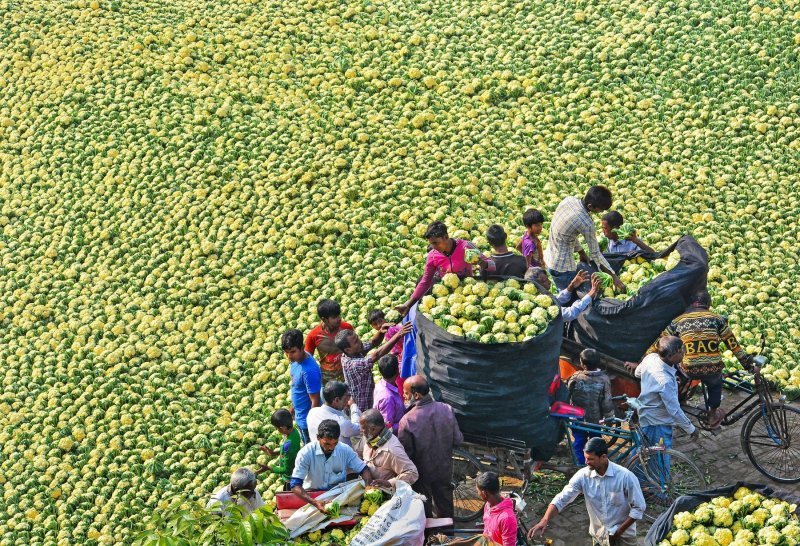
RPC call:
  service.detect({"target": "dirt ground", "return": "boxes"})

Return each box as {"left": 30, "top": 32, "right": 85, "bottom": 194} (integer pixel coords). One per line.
{"left": 457, "top": 389, "right": 795, "bottom": 546}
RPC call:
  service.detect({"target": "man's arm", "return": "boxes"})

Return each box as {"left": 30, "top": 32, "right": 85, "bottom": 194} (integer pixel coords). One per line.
{"left": 397, "top": 420, "right": 415, "bottom": 460}
{"left": 601, "top": 377, "right": 614, "bottom": 418}
{"left": 660, "top": 388, "right": 696, "bottom": 434}
{"left": 527, "top": 503, "right": 560, "bottom": 538}
{"left": 719, "top": 319, "right": 749, "bottom": 363}
{"left": 451, "top": 409, "right": 464, "bottom": 447}
{"left": 315, "top": 337, "right": 340, "bottom": 358}
{"left": 309, "top": 392, "right": 321, "bottom": 408}
{"left": 388, "top": 447, "right": 419, "bottom": 484}
{"left": 629, "top": 232, "right": 655, "bottom": 253}
{"left": 560, "top": 295, "right": 593, "bottom": 322}
{"left": 289, "top": 449, "right": 326, "bottom": 513}
{"left": 291, "top": 482, "right": 326, "bottom": 513}
{"left": 371, "top": 323, "right": 413, "bottom": 360}
{"left": 339, "top": 404, "right": 362, "bottom": 439}
{"left": 305, "top": 368, "right": 323, "bottom": 408}
{"left": 369, "top": 324, "right": 389, "bottom": 348}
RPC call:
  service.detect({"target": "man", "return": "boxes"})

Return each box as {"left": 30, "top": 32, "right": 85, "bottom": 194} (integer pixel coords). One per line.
{"left": 282, "top": 329, "right": 321, "bottom": 443}
{"left": 207, "top": 468, "right": 265, "bottom": 516}
{"left": 528, "top": 438, "right": 646, "bottom": 546}
{"left": 398, "top": 375, "right": 463, "bottom": 518}
{"left": 525, "top": 268, "right": 602, "bottom": 322}
{"left": 335, "top": 322, "right": 412, "bottom": 412}
{"left": 635, "top": 337, "right": 700, "bottom": 470}
{"left": 567, "top": 349, "right": 614, "bottom": 464}
{"left": 360, "top": 409, "right": 418, "bottom": 484}
{"left": 290, "top": 419, "right": 378, "bottom": 512}
{"left": 305, "top": 299, "right": 353, "bottom": 384}
{"left": 544, "top": 186, "right": 625, "bottom": 293}
{"left": 373, "top": 355, "right": 406, "bottom": 433}
{"left": 306, "top": 382, "right": 361, "bottom": 447}
{"left": 643, "top": 289, "right": 752, "bottom": 428}
{"left": 478, "top": 472, "right": 518, "bottom": 546}
{"left": 601, "top": 211, "right": 654, "bottom": 254}
{"left": 485, "top": 224, "right": 527, "bottom": 278}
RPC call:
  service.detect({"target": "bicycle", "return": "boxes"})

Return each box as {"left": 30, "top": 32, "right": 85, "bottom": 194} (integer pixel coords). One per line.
{"left": 679, "top": 350, "right": 800, "bottom": 484}
{"left": 554, "top": 396, "right": 706, "bottom": 522}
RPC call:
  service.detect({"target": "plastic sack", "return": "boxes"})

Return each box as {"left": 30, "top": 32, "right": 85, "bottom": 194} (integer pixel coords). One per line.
{"left": 415, "top": 276, "right": 563, "bottom": 460}
{"left": 645, "top": 481, "right": 800, "bottom": 545}
{"left": 348, "top": 480, "right": 427, "bottom": 546}
{"left": 284, "top": 479, "right": 365, "bottom": 538}
{"left": 569, "top": 235, "right": 709, "bottom": 362}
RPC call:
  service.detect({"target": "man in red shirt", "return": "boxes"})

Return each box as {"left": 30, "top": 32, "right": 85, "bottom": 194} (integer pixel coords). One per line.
{"left": 305, "top": 299, "right": 352, "bottom": 384}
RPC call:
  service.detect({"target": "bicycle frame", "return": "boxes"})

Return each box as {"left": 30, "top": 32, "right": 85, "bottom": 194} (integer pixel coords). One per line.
{"left": 563, "top": 419, "right": 642, "bottom": 466}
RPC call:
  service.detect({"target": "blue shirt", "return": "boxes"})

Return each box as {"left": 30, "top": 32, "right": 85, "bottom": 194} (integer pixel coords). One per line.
{"left": 291, "top": 353, "right": 322, "bottom": 430}
{"left": 607, "top": 238, "right": 639, "bottom": 254}
{"left": 290, "top": 441, "right": 366, "bottom": 490}
{"left": 555, "top": 289, "right": 593, "bottom": 322}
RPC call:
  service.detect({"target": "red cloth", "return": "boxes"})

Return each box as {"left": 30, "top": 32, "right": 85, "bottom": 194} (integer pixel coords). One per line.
{"left": 483, "top": 498, "right": 518, "bottom": 546}
{"left": 305, "top": 321, "right": 353, "bottom": 374}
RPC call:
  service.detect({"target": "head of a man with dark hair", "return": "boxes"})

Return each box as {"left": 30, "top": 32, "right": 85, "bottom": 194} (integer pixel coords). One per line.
{"left": 423, "top": 221, "right": 452, "bottom": 254}
{"left": 378, "top": 354, "right": 399, "bottom": 381}
{"left": 317, "top": 299, "right": 343, "bottom": 331}
{"left": 485, "top": 224, "right": 508, "bottom": 250}
{"left": 583, "top": 437, "right": 610, "bottom": 473}
{"left": 280, "top": 329, "right": 305, "bottom": 362}
{"left": 690, "top": 289, "right": 712, "bottom": 309}
{"left": 657, "top": 336, "right": 685, "bottom": 367}
{"left": 583, "top": 185, "right": 613, "bottom": 213}
{"left": 316, "top": 419, "right": 341, "bottom": 455}
{"left": 322, "top": 381, "right": 350, "bottom": 410}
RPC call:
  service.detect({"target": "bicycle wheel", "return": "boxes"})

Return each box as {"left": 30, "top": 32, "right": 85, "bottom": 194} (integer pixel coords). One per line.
{"left": 452, "top": 448, "right": 485, "bottom": 521}
{"left": 625, "top": 448, "right": 706, "bottom": 522}
{"left": 741, "top": 404, "right": 800, "bottom": 484}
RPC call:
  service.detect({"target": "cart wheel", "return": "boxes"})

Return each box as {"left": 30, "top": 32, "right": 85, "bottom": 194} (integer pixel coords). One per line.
{"left": 452, "top": 448, "right": 485, "bottom": 522}
{"left": 624, "top": 448, "right": 705, "bottom": 522}
{"left": 741, "top": 404, "right": 800, "bottom": 484}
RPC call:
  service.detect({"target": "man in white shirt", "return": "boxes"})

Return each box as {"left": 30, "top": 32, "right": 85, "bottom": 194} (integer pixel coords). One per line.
{"left": 525, "top": 268, "right": 602, "bottom": 322}
{"left": 635, "top": 336, "right": 700, "bottom": 460}
{"left": 207, "top": 468, "right": 265, "bottom": 516}
{"left": 528, "top": 438, "right": 646, "bottom": 546}
{"left": 306, "top": 381, "right": 361, "bottom": 447}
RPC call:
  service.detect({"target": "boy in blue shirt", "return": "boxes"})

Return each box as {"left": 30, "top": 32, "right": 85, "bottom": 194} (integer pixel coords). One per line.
{"left": 601, "top": 211, "right": 654, "bottom": 254}
{"left": 282, "top": 329, "right": 322, "bottom": 444}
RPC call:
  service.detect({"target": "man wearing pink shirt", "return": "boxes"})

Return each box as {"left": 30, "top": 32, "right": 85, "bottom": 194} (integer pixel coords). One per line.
{"left": 395, "top": 221, "right": 496, "bottom": 316}
{"left": 478, "top": 472, "right": 518, "bottom": 546}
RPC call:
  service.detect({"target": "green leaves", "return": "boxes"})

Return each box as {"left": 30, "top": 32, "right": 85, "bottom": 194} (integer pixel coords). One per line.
{"left": 132, "top": 500, "right": 288, "bottom": 546}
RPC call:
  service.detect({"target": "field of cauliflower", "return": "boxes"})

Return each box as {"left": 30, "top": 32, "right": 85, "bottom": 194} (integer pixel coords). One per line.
{"left": 1, "top": 0, "right": 799, "bottom": 543}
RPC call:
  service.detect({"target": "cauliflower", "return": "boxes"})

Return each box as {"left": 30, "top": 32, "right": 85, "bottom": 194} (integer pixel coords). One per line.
{"left": 758, "top": 525, "right": 783, "bottom": 545}
{"left": 714, "top": 527, "right": 733, "bottom": 546}
{"left": 547, "top": 305, "right": 560, "bottom": 319}
{"left": 669, "top": 529, "right": 690, "bottom": 546}
{"left": 692, "top": 534, "right": 718, "bottom": 546}
{"left": 694, "top": 505, "right": 714, "bottom": 524}
{"left": 783, "top": 523, "right": 800, "bottom": 541}
{"left": 733, "top": 487, "right": 752, "bottom": 500}
{"left": 533, "top": 294, "right": 552, "bottom": 308}
{"left": 330, "top": 528, "right": 345, "bottom": 540}
{"left": 432, "top": 284, "right": 449, "bottom": 298}
{"left": 446, "top": 325, "right": 463, "bottom": 336}
{"left": 690, "top": 525, "right": 711, "bottom": 540}
{"left": 770, "top": 502, "right": 790, "bottom": 519}
{"left": 712, "top": 496, "right": 732, "bottom": 508}
{"left": 673, "top": 511, "right": 696, "bottom": 530}
{"left": 442, "top": 273, "right": 460, "bottom": 290}
{"left": 472, "top": 282, "right": 490, "bottom": 297}
{"left": 518, "top": 300, "right": 534, "bottom": 314}
{"left": 494, "top": 295, "right": 512, "bottom": 309}
{"left": 734, "top": 529, "right": 755, "bottom": 542}
{"left": 713, "top": 507, "right": 734, "bottom": 527}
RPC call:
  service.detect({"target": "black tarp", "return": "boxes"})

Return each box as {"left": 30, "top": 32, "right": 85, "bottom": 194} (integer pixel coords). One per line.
{"left": 569, "top": 235, "right": 709, "bottom": 362}
{"left": 645, "top": 481, "right": 800, "bottom": 545}
{"left": 415, "top": 279, "right": 563, "bottom": 460}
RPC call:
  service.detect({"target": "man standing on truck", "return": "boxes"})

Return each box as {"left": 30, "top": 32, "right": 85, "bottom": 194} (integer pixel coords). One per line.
{"left": 641, "top": 289, "right": 753, "bottom": 429}
{"left": 544, "top": 186, "right": 626, "bottom": 293}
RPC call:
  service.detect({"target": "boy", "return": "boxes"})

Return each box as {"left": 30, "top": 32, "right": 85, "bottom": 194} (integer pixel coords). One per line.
{"left": 567, "top": 349, "right": 614, "bottom": 464}
{"left": 601, "top": 211, "right": 654, "bottom": 254}
{"left": 282, "top": 329, "right": 321, "bottom": 444}
{"left": 335, "top": 323, "right": 413, "bottom": 412}
{"left": 305, "top": 299, "right": 353, "bottom": 384}
{"left": 257, "top": 409, "right": 303, "bottom": 491}
{"left": 373, "top": 354, "right": 405, "bottom": 433}
{"left": 485, "top": 225, "right": 527, "bottom": 278}
{"left": 367, "top": 309, "right": 405, "bottom": 391}
{"left": 477, "top": 472, "right": 518, "bottom": 546}
{"left": 518, "top": 208, "right": 545, "bottom": 268}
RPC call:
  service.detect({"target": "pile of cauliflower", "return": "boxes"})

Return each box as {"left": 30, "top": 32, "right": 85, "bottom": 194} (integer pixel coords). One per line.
{"left": 658, "top": 487, "right": 799, "bottom": 546}
{"left": 419, "top": 274, "right": 560, "bottom": 343}
{"left": 291, "top": 490, "right": 388, "bottom": 545}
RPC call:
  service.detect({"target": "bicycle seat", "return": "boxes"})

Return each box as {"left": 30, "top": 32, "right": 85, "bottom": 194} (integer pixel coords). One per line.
{"left": 550, "top": 401, "right": 586, "bottom": 419}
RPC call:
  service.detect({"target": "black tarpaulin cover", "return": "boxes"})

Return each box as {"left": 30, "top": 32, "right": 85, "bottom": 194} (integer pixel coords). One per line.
{"left": 415, "top": 280, "right": 563, "bottom": 460}
{"left": 645, "top": 481, "right": 800, "bottom": 545}
{"left": 569, "top": 235, "right": 709, "bottom": 362}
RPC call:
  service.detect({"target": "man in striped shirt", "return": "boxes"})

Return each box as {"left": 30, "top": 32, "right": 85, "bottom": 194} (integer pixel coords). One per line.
{"left": 644, "top": 289, "right": 753, "bottom": 428}
{"left": 544, "top": 186, "right": 626, "bottom": 293}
